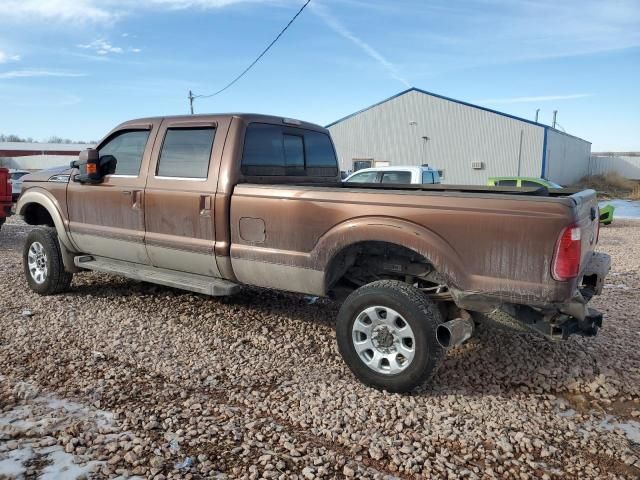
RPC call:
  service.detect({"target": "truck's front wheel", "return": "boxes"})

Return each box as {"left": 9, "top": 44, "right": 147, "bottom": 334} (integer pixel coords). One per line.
{"left": 23, "top": 228, "right": 73, "bottom": 295}
{"left": 336, "top": 280, "right": 445, "bottom": 393}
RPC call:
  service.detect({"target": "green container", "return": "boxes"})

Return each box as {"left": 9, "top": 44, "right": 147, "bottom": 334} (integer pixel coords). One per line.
{"left": 599, "top": 205, "right": 615, "bottom": 225}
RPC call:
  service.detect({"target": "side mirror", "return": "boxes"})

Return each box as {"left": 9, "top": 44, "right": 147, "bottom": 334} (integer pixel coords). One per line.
{"left": 99, "top": 155, "right": 118, "bottom": 176}
{"left": 73, "top": 148, "right": 103, "bottom": 184}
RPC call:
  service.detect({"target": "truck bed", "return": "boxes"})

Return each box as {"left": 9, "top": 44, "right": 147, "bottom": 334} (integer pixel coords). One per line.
{"left": 229, "top": 182, "right": 599, "bottom": 306}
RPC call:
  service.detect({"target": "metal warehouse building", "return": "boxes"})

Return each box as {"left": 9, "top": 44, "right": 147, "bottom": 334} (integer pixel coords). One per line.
{"left": 327, "top": 88, "right": 591, "bottom": 185}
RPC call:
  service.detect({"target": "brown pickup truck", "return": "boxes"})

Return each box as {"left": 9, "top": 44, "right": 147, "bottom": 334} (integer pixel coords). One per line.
{"left": 16, "top": 114, "right": 610, "bottom": 392}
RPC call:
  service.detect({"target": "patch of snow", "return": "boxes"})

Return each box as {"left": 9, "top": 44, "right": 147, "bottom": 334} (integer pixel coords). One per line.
{"left": 599, "top": 415, "right": 640, "bottom": 444}
{"left": 553, "top": 398, "right": 577, "bottom": 418}
{"left": 39, "top": 448, "right": 102, "bottom": 480}
{"left": 0, "top": 446, "right": 32, "bottom": 478}
{"left": 0, "top": 379, "right": 119, "bottom": 478}
{"left": 557, "top": 408, "right": 576, "bottom": 418}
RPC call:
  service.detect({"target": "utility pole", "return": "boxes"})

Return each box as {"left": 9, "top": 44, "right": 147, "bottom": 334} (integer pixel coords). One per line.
{"left": 188, "top": 90, "right": 195, "bottom": 115}
{"left": 552, "top": 110, "right": 558, "bottom": 129}
{"left": 535, "top": 109, "right": 540, "bottom": 123}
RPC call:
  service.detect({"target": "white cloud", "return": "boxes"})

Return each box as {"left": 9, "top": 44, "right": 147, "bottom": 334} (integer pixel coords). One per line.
{"left": 1, "top": 0, "right": 272, "bottom": 23}
{"left": 77, "top": 39, "right": 124, "bottom": 55}
{"left": 0, "top": 51, "right": 21, "bottom": 63}
{"left": 145, "top": 0, "right": 260, "bottom": 8}
{"left": 1, "top": 0, "right": 115, "bottom": 23}
{"left": 477, "top": 94, "right": 593, "bottom": 105}
{"left": 77, "top": 38, "right": 143, "bottom": 55}
{"left": 311, "top": 2, "right": 410, "bottom": 88}
{"left": 404, "top": 0, "right": 640, "bottom": 73}
{"left": 0, "top": 70, "right": 87, "bottom": 79}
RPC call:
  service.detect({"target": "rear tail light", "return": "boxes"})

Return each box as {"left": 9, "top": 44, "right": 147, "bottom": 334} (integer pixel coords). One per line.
{"left": 595, "top": 210, "right": 600, "bottom": 244}
{"left": 552, "top": 225, "right": 581, "bottom": 281}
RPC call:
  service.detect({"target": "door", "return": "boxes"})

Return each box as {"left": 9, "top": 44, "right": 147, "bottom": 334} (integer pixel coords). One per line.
{"left": 144, "top": 118, "right": 229, "bottom": 277}
{"left": 67, "top": 122, "right": 159, "bottom": 263}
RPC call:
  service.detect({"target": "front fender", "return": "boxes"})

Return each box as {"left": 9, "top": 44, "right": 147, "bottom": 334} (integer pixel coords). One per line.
{"left": 311, "top": 216, "right": 468, "bottom": 290}
{"left": 17, "top": 188, "right": 77, "bottom": 252}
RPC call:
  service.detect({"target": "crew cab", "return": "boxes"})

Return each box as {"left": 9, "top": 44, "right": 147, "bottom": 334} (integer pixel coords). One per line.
{"left": 16, "top": 114, "right": 611, "bottom": 392}
{"left": 0, "top": 168, "right": 12, "bottom": 232}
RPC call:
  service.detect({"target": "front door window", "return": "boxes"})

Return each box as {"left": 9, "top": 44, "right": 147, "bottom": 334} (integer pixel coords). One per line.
{"left": 98, "top": 130, "right": 150, "bottom": 176}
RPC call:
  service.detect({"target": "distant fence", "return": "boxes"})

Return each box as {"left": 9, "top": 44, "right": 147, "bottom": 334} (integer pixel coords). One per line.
{"left": 589, "top": 154, "right": 640, "bottom": 180}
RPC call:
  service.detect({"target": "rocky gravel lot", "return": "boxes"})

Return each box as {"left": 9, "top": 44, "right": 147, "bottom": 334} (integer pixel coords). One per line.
{"left": 1, "top": 216, "right": 639, "bottom": 479}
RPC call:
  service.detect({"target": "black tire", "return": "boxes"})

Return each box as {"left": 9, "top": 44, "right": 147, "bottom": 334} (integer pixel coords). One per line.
{"left": 336, "top": 280, "right": 445, "bottom": 393}
{"left": 23, "top": 227, "right": 73, "bottom": 295}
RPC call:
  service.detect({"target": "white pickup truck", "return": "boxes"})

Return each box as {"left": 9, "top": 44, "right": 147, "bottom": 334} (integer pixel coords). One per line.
{"left": 344, "top": 165, "right": 441, "bottom": 185}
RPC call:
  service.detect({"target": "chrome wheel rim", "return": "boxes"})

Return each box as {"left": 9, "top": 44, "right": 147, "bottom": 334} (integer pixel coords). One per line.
{"left": 27, "top": 241, "right": 48, "bottom": 284}
{"left": 352, "top": 306, "right": 416, "bottom": 375}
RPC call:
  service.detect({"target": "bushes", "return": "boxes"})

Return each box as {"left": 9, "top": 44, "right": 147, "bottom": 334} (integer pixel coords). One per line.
{"left": 572, "top": 173, "right": 640, "bottom": 199}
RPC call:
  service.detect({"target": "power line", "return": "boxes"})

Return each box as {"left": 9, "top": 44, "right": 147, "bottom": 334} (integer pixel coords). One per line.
{"left": 189, "top": 0, "right": 311, "bottom": 112}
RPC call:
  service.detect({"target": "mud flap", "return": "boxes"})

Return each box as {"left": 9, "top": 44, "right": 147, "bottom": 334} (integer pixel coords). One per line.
{"left": 581, "top": 252, "right": 611, "bottom": 297}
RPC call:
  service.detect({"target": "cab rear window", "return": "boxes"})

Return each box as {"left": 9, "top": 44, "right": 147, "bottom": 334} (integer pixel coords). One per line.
{"left": 241, "top": 123, "right": 338, "bottom": 177}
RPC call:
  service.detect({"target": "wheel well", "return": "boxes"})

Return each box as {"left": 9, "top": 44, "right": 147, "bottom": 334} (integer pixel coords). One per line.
{"left": 325, "top": 241, "right": 447, "bottom": 300}
{"left": 22, "top": 203, "right": 55, "bottom": 227}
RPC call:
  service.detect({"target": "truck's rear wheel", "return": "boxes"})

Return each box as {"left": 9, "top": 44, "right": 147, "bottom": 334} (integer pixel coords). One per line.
{"left": 336, "top": 280, "right": 445, "bottom": 392}
{"left": 23, "top": 228, "right": 73, "bottom": 295}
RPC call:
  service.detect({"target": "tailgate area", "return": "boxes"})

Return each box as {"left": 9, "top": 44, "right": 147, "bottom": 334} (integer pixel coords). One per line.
{"left": 571, "top": 189, "right": 601, "bottom": 278}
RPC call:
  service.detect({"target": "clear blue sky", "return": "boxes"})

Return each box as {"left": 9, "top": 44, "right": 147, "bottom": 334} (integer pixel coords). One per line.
{"left": 0, "top": 0, "right": 638, "bottom": 150}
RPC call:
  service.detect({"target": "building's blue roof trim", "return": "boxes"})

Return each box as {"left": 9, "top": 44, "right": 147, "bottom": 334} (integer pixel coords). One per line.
{"left": 541, "top": 127, "right": 548, "bottom": 179}
{"left": 325, "top": 88, "right": 590, "bottom": 144}
{"left": 543, "top": 126, "right": 592, "bottom": 144}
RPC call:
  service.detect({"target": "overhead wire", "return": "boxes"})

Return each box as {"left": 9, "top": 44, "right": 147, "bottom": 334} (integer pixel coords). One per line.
{"left": 192, "top": 0, "right": 312, "bottom": 100}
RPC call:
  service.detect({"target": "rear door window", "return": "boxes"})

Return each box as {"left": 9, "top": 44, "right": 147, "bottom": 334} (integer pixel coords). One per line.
{"left": 241, "top": 123, "right": 338, "bottom": 177}
{"left": 496, "top": 179, "right": 517, "bottom": 187}
{"left": 381, "top": 171, "right": 411, "bottom": 184}
{"left": 157, "top": 128, "right": 216, "bottom": 179}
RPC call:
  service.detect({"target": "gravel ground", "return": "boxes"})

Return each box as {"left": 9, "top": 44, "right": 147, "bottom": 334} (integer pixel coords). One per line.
{"left": 0, "top": 216, "right": 639, "bottom": 480}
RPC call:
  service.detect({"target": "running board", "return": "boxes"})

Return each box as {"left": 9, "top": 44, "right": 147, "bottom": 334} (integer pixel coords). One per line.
{"left": 74, "top": 255, "right": 240, "bottom": 296}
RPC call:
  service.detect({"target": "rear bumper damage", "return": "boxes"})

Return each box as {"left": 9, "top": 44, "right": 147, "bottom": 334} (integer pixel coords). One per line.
{"left": 502, "top": 252, "right": 611, "bottom": 340}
